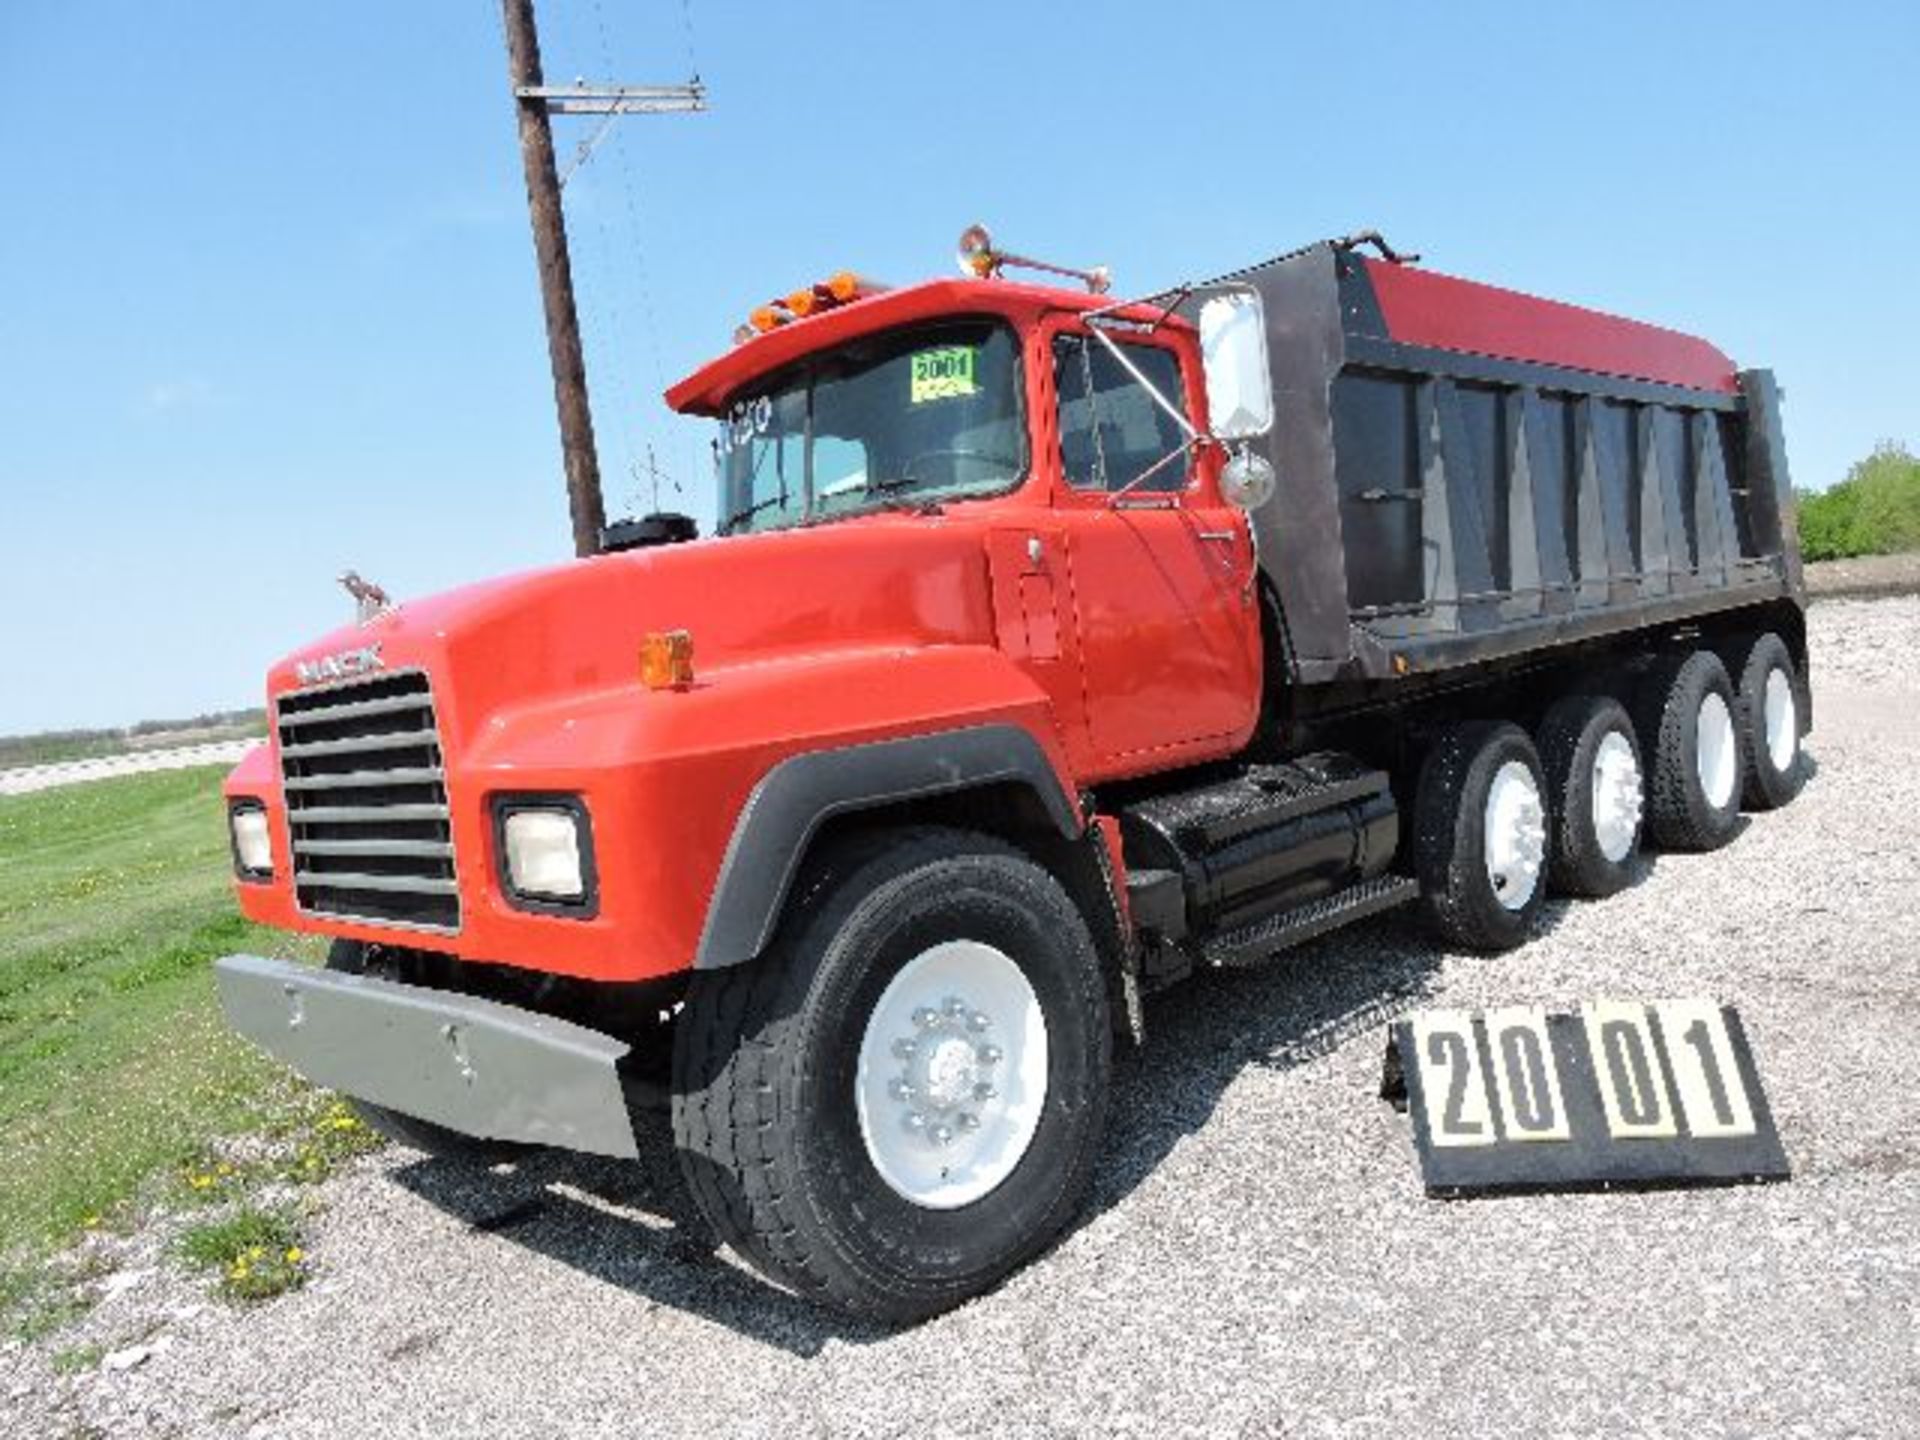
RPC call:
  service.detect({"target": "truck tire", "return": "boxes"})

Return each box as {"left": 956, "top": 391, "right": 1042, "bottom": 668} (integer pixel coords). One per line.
{"left": 1536, "top": 695, "right": 1645, "bottom": 898}
{"left": 671, "top": 827, "right": 1111, "bottom": 1324}
{"left": 1635, "top": 650, "right": 1743, "bottom": 851}
{"left": 1413, "top": 722, "right": 1550, "bottom": 952}
{"left": 323, "top": 940, "right": 521, "bottom": 1165}
{"left": 1728, "top": 632, "right": 1807, "bottom": 810}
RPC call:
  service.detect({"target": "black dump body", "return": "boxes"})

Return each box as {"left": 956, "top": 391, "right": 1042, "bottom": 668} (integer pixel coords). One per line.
{"left": 1186, "top": 243, "right": 1805, "bottom": 691}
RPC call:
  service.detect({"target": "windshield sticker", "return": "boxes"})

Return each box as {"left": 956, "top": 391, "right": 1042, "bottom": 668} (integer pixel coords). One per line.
{"left": 911, "top": 347, "right": 978, "bottom": 404}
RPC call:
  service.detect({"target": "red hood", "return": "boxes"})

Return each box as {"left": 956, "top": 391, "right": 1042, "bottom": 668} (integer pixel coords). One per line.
{"left": 269, "top": 515, "right": 999, "bottom": 746}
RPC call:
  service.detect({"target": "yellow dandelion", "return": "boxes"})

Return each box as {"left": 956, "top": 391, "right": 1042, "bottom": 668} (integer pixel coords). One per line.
{"left": 284, "top": 1247, "right": 304, "bottom": 1264}
{"left": 82, "top": 1213, "right": 102, "bottom": 1228}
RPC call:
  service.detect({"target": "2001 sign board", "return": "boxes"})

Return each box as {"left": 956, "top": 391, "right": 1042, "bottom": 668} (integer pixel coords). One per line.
{"left": 1382, "top": 999, "right": 1788, "bottom": 1195}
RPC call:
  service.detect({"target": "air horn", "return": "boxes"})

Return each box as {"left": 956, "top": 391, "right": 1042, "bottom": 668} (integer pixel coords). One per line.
{"left": 956, "top": 223, "right": 1110, "bottom": 294}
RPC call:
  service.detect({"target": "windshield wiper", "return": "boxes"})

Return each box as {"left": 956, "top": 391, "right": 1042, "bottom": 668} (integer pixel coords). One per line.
{"left": 858, "top": 476, "right": 945, "bottom": 515}
{"left": 719, "top": 493, "right": 790, "bottom": 535}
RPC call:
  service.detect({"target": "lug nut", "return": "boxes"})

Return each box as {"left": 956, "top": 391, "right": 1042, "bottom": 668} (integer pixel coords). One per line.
{"left": 945, "top": 997, "right": 969, "bottom": 1019}
{"left": 957, "top": 1112, "right": 980, "bottom": 1132}
{"left": 930, "top": 1123, "right": 954, "bottom": 1145}
{"left": 904, "top": 1112, "right": 927, "bottom": 1131}
{"left": 974, "top": 1082, "right": 997, "bottom": 1102}
{"left": 978, "top": 1044, "right": 1002, "bottom": 1065}
{"left": 890, "top": 1079, "right": 916, "bottom": 1102}
{"left": 892, "top": 1038, "right": 918, "bottom": 1061}
{"left": 967, "top": 1011, "right": 991, "bottom": 1032}
{"left": 912, "top": 1007, "right": 938, "bottom": 1028}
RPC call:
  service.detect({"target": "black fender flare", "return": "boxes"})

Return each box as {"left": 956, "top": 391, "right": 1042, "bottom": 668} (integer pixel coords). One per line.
{"left": 693, "top": 724, "right": 1082, "bottom": 970}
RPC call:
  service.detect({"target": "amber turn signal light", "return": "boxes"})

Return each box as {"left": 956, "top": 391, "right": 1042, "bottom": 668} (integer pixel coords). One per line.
{"left": 640, "top": 630, "right": 695, "bottom": 690}
{"left": 826, "top": 270, "right": 861, "bottom": 302}
{"left": 786, "top": 288, "right": 819, "bottom": 317}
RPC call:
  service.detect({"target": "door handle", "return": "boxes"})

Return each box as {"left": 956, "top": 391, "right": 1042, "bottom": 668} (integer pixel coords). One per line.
{"left": 1196, "top": 530, "right": 1238, "bottom": 542}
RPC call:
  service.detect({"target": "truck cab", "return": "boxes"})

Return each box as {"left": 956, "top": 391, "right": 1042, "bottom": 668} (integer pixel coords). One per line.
{"left": 677, "top": 277, "right": 1265, "bottom": 777}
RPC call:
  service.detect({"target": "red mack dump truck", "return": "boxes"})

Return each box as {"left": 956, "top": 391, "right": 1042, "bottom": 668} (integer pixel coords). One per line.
{"left": 216, "top": 229, "right": 1810, "bottom": 1322}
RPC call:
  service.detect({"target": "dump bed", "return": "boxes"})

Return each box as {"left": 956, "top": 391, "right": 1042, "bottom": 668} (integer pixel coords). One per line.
{"left": 1194, "top": 243, "right": 1804, "bottom": 686}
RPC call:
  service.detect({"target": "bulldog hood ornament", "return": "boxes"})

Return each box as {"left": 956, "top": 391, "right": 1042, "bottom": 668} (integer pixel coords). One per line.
{"left": 339, "top": 570, "right": 394, "bottom": 625}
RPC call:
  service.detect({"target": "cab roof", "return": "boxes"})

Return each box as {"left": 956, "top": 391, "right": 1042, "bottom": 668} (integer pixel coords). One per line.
{"left": 663, "top": 277, "right": 1178, "bottom": 416}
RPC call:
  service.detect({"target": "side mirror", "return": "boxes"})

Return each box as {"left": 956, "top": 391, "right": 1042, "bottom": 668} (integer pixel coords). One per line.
{"left": 1220, "top": 448, "right": 1276, "bottom": 511}
{"left": 1198, "top": 289, "right": 1274, "bottom": 442}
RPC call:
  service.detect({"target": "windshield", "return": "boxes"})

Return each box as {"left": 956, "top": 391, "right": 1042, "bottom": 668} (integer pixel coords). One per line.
{"left": 715, "top": 320, "right": 1026, "bottom": 535}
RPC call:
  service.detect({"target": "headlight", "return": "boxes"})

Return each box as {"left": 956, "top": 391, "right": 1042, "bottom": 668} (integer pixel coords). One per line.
{"left": 494, "top": 796, "right": 597, "bottom": 915}
{"left": 229, "top": 802, "right": 273, "bottom": 880}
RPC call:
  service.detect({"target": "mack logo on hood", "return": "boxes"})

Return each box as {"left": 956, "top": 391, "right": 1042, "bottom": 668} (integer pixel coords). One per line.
{"left": 295, "top": 643, "right": 385, "bottom": 687}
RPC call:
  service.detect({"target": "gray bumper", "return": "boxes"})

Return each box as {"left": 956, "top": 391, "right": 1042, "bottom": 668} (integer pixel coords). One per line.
{"left": 214, "top": 954, "right": 638, "bottom": 1159}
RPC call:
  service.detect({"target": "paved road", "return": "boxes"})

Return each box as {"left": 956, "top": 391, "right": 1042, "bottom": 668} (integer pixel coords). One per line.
{"left": 7, "top": 599, "right": 1918, "bottom": 1438}
{"left": 0, "top": 741, "right": 259, "bottom": 797}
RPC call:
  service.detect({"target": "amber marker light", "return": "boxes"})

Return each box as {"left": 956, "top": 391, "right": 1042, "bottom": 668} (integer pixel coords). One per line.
{"left": 786, "top": 287, "right": 819, "bottom": 317}
{"left": 640, "top": 630, "right": 696, "bottom": 691}
{"left": 826, "top": 271, "right": 861, "bottom": 302}
{"left": 748, "top": 305, "right": 785, "bottom": 333}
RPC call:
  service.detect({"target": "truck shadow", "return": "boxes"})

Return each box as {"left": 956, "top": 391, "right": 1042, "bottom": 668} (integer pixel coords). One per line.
{"left": 389, "top": 898, "right": 1579, "bottom": 1355}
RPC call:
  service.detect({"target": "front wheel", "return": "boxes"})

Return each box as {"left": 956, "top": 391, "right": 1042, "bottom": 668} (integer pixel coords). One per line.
{"left": 671, "top": 828, "right": 1111, "bottom": 1324}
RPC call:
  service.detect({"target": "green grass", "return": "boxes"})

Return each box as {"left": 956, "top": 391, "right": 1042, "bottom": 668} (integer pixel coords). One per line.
{"left": 175, "top": 1205, "right": 307, "bottom": 1301}
{"left": 52, "top": 1341, "right": 106, "bottom": 1375}
{"left": 0, "top": 767, "right": 322, "bottom": 1257}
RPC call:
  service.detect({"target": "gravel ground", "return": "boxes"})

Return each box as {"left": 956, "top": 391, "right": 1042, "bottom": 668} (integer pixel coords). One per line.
{"left": 6, "top": 599, "right": 1918, "bottom": 1439}
{"left": 1804, "top": 551, "right": 1920, "bottom": 602}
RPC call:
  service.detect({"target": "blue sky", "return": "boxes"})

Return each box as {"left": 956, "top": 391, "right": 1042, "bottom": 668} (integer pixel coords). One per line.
{"left": 2, "top": 1, "right": 1914, "bottom": 733}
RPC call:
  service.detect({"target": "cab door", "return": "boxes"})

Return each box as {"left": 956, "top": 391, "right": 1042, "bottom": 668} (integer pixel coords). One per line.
{"left": 1043, "top": 320, "right": 1262, "bottom": 769}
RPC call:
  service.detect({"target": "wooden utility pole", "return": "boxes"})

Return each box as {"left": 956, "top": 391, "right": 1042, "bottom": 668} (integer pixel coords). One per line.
{"left": 501, "top": 0, "right": 704, "bottom": 558}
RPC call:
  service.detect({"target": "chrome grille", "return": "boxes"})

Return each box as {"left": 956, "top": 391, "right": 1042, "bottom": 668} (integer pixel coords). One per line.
{"left": 276, "top": 671, "right": 460, "bottom": 931}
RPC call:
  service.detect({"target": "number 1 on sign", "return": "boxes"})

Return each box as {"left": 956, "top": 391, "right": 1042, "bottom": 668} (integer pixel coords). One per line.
{"left": 1654, "top": 998, "right": 1757, "bottom": 1138}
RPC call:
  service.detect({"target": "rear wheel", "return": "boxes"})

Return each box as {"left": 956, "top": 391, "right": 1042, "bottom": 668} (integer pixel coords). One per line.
{"left": 1636, "top": 649, "right": 1744, "bottom": 851}
{"left": 1413, "top": 722, "right": 1550, "bottom": 952}
{"left": 1729, "top": 632, "right": 1807, "bottom": 810}
{"left": 1536, "top": 695, "right": 1645, "bottom": 898}
{"left": 671, "top": 828, "right": 1110, "bottom": 1324}
{"left": 323, "top": 941, "right": 521, "bottom": 1164}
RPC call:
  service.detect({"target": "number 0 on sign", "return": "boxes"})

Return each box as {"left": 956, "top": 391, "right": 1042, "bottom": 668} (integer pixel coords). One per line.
{"left": 1386, "top": 998, "right": 1787, "bottom": 1195}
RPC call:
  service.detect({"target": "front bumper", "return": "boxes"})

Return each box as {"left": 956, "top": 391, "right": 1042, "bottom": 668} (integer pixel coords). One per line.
{"left": 214, "top": 955, "right": 639, "bottom": 1158}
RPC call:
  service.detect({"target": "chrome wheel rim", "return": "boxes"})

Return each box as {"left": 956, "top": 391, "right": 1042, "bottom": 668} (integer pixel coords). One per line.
{"left": 854, "top": 940, "right": 1048, "bottom": 1210}
{"left": 1696, "top": 691, "right": 1738, "bottom": 810}
{"left": 1590, "top": 729, "right": 1643, "bottom": 864}
{"left": 1483, "top": 760, "right": 1546, "bottom": 911}
{"left": 1763, "top": 667, "right": 1797, "bottom": 774}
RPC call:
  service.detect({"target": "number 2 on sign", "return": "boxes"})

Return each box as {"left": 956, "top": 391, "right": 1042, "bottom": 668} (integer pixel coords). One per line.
{"left": 1410, "top": 1011, "right": 1495, "bottom": 1148}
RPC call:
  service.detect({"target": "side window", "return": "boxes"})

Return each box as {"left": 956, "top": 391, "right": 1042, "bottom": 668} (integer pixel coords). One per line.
{"left": 1053, "top": 335, "right": 1191, "bottom": 493}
